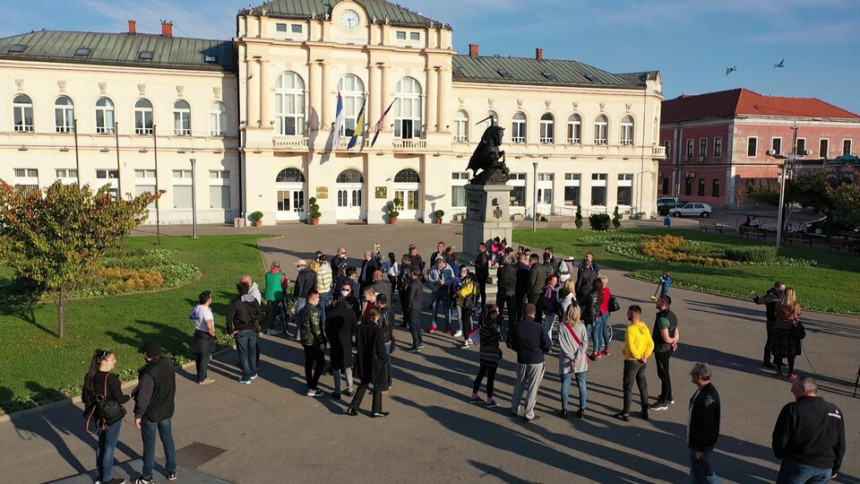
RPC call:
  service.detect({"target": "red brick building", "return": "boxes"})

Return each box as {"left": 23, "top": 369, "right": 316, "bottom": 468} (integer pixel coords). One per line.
{"left": 659, "top": 88, "right": 860, "bottom": 206}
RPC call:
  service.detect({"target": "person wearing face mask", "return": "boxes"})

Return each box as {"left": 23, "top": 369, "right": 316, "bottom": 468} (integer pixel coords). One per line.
{"left": 325, "top": 293, "right": 357, "bottom": 400}
{"left": 83, "top": 349, "right": 131, "bottom": 484}
{"left": 331, "top": 247, "right": 348, "bottom": 279}
{"left": 338, "top": 281, "right": 361, "bottom": 320}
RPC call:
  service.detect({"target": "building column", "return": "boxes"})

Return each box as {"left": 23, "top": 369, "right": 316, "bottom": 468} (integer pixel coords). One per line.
{"left": 437, "top": 67, "right": 449, "bottom": 133}
{"left": 308, "top": 60, "right": 321, "bottom": 131}
{"left": 247, "top": 59, "right": 260, "bottom": 127}
{"left": 320, "top": 61, "right": 331, "bottom": 130}
{"left": 381, "top": 66, "right": 391, "bottom": 132}
{"left": 368, "top": 63, "right": 381, "bottom": 129}
{"left": 259, "top": 59, "right": 271, "bottom": 129}
{"left": 426, "top": 67, "right": 438, "bottom": 133}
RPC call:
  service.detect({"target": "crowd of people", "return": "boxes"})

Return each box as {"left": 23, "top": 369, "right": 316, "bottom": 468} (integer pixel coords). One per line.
{"left": 79, "top": 240, "right": 846, "bottom": 484}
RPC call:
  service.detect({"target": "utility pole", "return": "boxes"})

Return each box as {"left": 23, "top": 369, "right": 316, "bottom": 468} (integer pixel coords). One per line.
{"left": 153, "top": 125, "right": 161, "bottom": 245}
{"left": 73, "top": 118, "right": 81, "bottom": 189}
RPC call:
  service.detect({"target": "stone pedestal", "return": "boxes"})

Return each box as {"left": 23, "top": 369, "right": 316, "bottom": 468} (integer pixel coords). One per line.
{"left": 462, "top": 183, "right": 514, "bottom": 258}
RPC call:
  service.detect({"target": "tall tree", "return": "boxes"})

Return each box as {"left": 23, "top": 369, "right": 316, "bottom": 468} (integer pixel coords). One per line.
{"left": 0, "top": 181, "right": 161, "bottom": 338}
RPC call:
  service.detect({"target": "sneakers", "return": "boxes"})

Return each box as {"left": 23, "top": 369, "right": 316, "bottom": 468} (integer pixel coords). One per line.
{"left": 238, "top": 379, "right": 251, "bottom": 385}
{"left": 199, "top": 378, "right": 215, "bottom": 385}
{"left": 461, "top": 341, "right": 471, "bottom": 349}
{"left": 250, "top": 374, "right": 258, "bottom": 380}
{"left": 167, "top": 471, "right": 177, "bottom": 481}
{"left": 343, "top": 388, "right": 354, "bottom": 397}
{"left": 343, "top": 408, "right": 358, "bottom": 416}
{"left": 306, "top": 389, "right": 323, "bottom": 397}
{"left": 595, "top": 351, "right": 603, "bottom": 359}
{"left": 603, "top": 349, "right": 611, "bottom": 356}
{"left": 372, "top": 411, "right": 389, "bottom": 418}
{"left": 485, "top": 398, "right": 497, "bottom": 408}
{"left": 613, "top": 413, "right": 630, "bottom": 422}
{"left": 789, "top": 373, "right": 799, "bottom": 380}
{"left": 134, "top": 477, "right": 154, "bottom": 484}
{"left": 648, "top": 401, "right": 670, "bottom": 411}
{"left": 408, "top": 346, "right": 422, "bottom": 353}
{"left": 418, "top": 343, "right": 425, "bottom": 350}
{"left": 453, "top": 330, "right": 463, "bottom": 338}
{"left": 429, "top": 326, "right": 437, "bottom": 333}
{"left": 469, "top": 393, "right": 481, "bottom": 403}
{"left": 522, "top": 415, "right": 541, "bottom": 423}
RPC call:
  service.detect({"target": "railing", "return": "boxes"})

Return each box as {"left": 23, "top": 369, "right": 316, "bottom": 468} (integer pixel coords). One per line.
{"left": 392, "top": 138, "right": 427, "bottom": 150}
{"left": 337, "top": 137, "right": 369, "bottom": 150}
{"left": 273, "top": 136, "right": 309, "bottom": 150}
{"left": 652, "top": 145, "right": 667, "bottom": 157}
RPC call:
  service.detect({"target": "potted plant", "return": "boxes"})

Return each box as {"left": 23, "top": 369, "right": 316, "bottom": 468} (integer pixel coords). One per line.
{"left": 574, "top": 205, "right": 583, "bottom": 230}
{"left": 612, "top": 206, "right": 622, "bottom": 229}
{"left": 308, "top": 197, "right": 321, "bottom": 225}
{"left": 249, "top": 211, "right": 264, "bottom": 227}
{"left": 434, "top": 209, "right": 445, "bottom": 224}
{"left": 387, "top": 198, "right": 400, "bottom": 224}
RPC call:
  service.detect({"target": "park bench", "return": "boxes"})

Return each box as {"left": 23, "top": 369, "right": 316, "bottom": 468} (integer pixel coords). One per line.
{"left": 738, "top": 225, "right": 767, "bottom": 240}
{"left": 698, "top": 221, "right": 726, "bottom": 234}
{"left": 828, "top": 235, "right": 860, "bottom": 255}
{"left": 783, "top": 232, "right": 813, "bottom": 247}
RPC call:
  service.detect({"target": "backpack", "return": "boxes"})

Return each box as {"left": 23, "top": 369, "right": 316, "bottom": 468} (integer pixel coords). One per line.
{"left": 459, "top": 278, "right": 478, "bottom": 310}
{"left": 85, "top": 376, "right": 124, "bottom": 433}
{"left": 540, "top": 285, "right": 559, "bottom": 313}
{"left": 398, "top": 263, "right": 413, "bottom": 289}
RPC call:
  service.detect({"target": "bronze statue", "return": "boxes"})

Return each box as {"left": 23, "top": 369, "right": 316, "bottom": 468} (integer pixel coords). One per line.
{"left": 467, "top": 125, "right": 510, "bottom": 185}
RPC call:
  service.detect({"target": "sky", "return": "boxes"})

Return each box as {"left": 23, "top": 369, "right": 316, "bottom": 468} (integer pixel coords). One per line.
{"left": 3, "top": 0, "right": 859, "bottom": 114}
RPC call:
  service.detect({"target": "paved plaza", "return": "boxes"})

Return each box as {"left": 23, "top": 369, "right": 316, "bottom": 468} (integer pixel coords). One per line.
{"left": 1, "top": 223, "right": 857, "bottom": 483}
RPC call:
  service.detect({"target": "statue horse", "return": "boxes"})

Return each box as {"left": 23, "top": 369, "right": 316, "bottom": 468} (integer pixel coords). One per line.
{"left": 467, "top": 125, "right": 510, "bottom": 185}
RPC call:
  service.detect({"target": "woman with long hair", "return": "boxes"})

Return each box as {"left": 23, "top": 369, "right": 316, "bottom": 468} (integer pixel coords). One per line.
{"left": 774, "top": 287, "right": 803, "bottom": 379}
{"left": 82, "top": 349, "right": 130, "bottom": 484}
{"left": 559, "top": 278, "right": 577, "bottom": 315}
{"left": 582, "top": 278, "right": 604, "bottom": 356}
{"left": 558, "top": 304, "right": 588, "bottom": 419}
{"left": 592, "top": 275, "right": 613, "bottom": 358}
{"left": 469, "top": 305, "right": 503, "bottom": 407}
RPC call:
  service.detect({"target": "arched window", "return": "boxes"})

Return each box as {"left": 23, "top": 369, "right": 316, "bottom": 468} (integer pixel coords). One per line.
{"left": 275, "top": 72, "right": 306, "bottom": 136}
{"left": 134, "top": 99, "right": 153, "bottom": 135}
{"left": 620, "top": 115, "right": 634, "bottom": 145}
{"left": 394, "top": 168, "right": 420, "bottom": 183}
{"left": 539, "top": 113, "right": 554, "bottom": 144}
{"left": 511, "top": 112, "right": 526, "bottom": 143}
{"left": 13, "top": 94, "right": 33, "bottom": 132}
{"left": 394, "top": 77, "right": 422, "bottom": 139}
{"left": 567, "top": 114, "right": 581, "bottom": 144}
{"left": 275, "top": 168, "right": 305, "bottom": 183}
{"left": 337, "top": 74, "right": 365, "bottom": 136}
{"left": 95, "top": 98, "right": 115, "bottom": 134}
{"left": 55, "top": 96, "right": 75, "bottom": 133}
{"left": 453, "top": 110, "right": 468, "bottom": 142}
{"left": 173, "top": 100, "right": 191, "bottom": 136}
{"left": 210, "top": 102, "right": 227, "bottom": 136}
{"left": 594, "top": 114, "right": 608, "bottom": 145}
{"left": 336, "top": 169, "right": 364, "bottom": 183}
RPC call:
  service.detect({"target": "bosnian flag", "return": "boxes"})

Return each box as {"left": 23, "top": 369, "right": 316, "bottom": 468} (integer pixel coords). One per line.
{"left": 371, "top": 99, "right": 396, "bottom": 147}
{"left": 347, "top": 97, "right": 367, "bottom": 150}
{"left": 332, "top": 92, "right": 345, "bottom": 149}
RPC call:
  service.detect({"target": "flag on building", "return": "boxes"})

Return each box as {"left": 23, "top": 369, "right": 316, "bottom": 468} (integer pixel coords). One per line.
{"left": 371, "top": 99, "right": 396, "bottom": 147}
{"left": 332, "top": 92, "right": 345, "bottom": 149}
{"left": 347, "top": 97, "right": 367, "bottom": 150}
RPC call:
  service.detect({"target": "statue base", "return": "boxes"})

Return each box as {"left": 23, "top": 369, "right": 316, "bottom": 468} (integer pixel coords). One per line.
{"left": 462, "top": 183, "right": 514, "bottom": 261}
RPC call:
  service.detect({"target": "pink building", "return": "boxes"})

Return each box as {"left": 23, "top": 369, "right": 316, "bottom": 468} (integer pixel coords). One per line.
{"left": 659, "top": 88, "right": 860, "bottom": 206}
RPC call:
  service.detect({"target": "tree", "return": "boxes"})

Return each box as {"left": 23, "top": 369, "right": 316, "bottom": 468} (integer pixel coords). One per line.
{"left": 574, "top": 205, "right": 583, "bottom": 230}
{"left": 827, "top": 182, "right": 860, "bottom": 226}
{"left": 0, "top": 181, "right": 161, "bottom": 339}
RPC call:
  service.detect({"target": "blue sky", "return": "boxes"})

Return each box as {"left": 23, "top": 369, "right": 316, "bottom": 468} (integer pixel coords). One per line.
{"left": 3, "top": 0, "right": 859, "bottom": 114}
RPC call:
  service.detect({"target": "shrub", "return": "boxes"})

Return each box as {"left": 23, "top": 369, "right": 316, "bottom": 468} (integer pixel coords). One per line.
{"left": 589, "top": 213, "right": 611, "bottom": 231}
{"left": 575, "top": 205, "right": 583, "bottom": 229}
{"left": 612, "top": 206, "right": 621, "bottom": 229}
{"left": 723, "top": 246, "right": 778, "bottom": 263}
{"left": 249, "top": 211, "right": 263, "bottom": 222}
{"left": 387, "top": 199, "right": 400, "bottom": 220}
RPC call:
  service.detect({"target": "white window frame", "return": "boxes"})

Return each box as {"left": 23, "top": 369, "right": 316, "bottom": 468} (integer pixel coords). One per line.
{"left": 396, "top": 31, "right": 406, "bottom": 40}
{"left": 563, "top": 173, "right": 581, "bottom": 206}
{"left": 620, "top": 116, "right": 634, "bottom": 145}
{"left": 539, "top": 113, "right": 554, "bottom": 144}
{"left": 714, "top": 137, "right": 723, "bottom": 158}
{"left": 13, "top": 168, "right": 39, "bottom": 190}
{"left": 55, "top": 96, "right": 75, "bottom": 133}
{"left": 56, "top": 168, "right": 78, "bottom": 184}
{"left": 567, "top": 114, "right": 581, "bottom": 144}
{"left": 819, "top": 138, "right": 829, "bottom": 159}
{"left": 747, "top": 136, "right": 758, "bottom": 157}
{"left": 95, "top": 97, "right": 115, "bottom": 134}
{"left": 699, "top": 138, "right": 707, "bottom": 158}
{"left": 617, "top": 173, "right": 633, "bottom": 206}
{"left": 337, "top": 74, "right": 365, "bottom": 137}
{"left": 590, "top": 173, "right": 607, "bottom": 206}
{"left": 209, "top": 102, "right": 227, "bottom": 136}
{"left": 511, "top": 112, "right": 526, "bottom": 143}
{"left": 275, "top": 71, "right": 306, "bottom": 137}
{"left": 771, "top": 137, "right": 782, "bottom": 155}
{"left": 686, "top": 139, "right": 694, "bottom": 159}
{"left": 795, "top": 137, "right": 806, "bottom": 155}
{"left": 394, "top": 77, "right": 422, "bottom": 139}
{"left": 453, "top": 110, "right": 468, "bottom": 142}
{"left": 96, "top": 169, "right": 119, "bottom": 199}
{"left": 451, "top": 172, "right": 468, "bottom": 207}
{"left": 173, "top": 100, "right": 191, "bottom": 136}
{"left": 594, "top": 115, "right": 608, "bottom": 145}
{"left": 172, "top": 170, "right": 193, "bottom": 209}
{"left": 134, "top": 99, "right": 154, "bottom": 135}
{"left": 509, "top": 172, "right": 527, "bottom": 208}
{"left": 208, "top": 170, "right": 231, "bottom": 210}
{"left": 13, "top": 94, "right": 34, "bottom": 132}
{"left": 276, "top": 23, "right": 287, "bottom": 32}
{"left": 843, "top": 139, "right": 853, "bottom": 156}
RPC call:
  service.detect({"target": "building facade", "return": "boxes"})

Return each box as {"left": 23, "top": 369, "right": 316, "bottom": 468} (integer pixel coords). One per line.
{"left": 660, "top": 88, "right": 860, "bottom": 207}
{"left": 1, "top": 0, "right": 665, "bottom": 226}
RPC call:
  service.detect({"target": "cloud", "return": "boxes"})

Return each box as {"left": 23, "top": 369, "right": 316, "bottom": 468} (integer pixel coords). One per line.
{"left": 745, "top": 21, "right": 859, "bottom": 46}
{"left": 81, "top": 0, "right": 237, "bottom": 39}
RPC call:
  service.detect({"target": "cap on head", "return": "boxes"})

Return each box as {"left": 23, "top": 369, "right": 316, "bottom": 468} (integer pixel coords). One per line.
{"left": 295, "top": 259, "right": 308, "bottom": 267}
{"left": 140, "top": 340, "right": 163, "bottom": 357}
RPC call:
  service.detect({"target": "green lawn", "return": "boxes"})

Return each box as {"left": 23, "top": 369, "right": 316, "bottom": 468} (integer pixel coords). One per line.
{"left": 514, "top": 228, "right": 860, "bottom": 315}
{"left": 0, "top": 235, "right": 269, "bottom": 415}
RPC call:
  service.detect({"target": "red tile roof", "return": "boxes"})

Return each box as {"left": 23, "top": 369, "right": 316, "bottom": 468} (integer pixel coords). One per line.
{"left": 662, "top": 88, "right": 859, "bottom": 123}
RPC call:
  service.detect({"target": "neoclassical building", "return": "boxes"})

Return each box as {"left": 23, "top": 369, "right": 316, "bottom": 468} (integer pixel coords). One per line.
{"left": 0, "top": 0, "right": 665, "bottom": 226}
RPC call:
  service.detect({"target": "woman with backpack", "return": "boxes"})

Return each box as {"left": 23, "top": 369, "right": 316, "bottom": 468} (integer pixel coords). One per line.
{"left": 540, "top": 274, "right": 561, "bottom": 342}
{"left": 591, "top": 275, "right": 613, "bottom": 359}
{"left": 456, "top": 267, "right": 479, "bottom": 347}
{"left": 82, "top": 349, "right": 131, "bottom": 484}
{"left": 558, "top": 304, "right": 588, "bottom": 419}
{"left": 469, "top": 305, "right": 503, "bottom": 407}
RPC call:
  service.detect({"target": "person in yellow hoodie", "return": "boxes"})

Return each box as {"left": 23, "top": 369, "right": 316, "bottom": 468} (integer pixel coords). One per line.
{"left": 614, "top": 305, "right": 655, "bottom": 422}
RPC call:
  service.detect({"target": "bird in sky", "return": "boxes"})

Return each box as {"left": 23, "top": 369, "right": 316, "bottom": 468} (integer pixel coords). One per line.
{"left": 772, "top": 58, "right": 785, "bottom": 68}
{"left": 725, "top": 66, "right": 737, "bottom": 76}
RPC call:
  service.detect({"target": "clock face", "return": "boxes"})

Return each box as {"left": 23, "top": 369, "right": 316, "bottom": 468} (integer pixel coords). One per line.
{"left": 340, "top": 9, "right": 360, "bottom": 30}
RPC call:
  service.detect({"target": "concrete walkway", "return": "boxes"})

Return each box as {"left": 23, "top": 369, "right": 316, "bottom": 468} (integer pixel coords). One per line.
{"left": 2, "top": 223, "right": 858, "bottom": 483}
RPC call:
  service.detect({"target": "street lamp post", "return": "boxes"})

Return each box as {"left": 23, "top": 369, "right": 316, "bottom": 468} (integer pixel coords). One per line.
{"left": 769, "top": 124, "right": 803, "bottom": 248}
{"left": 190, "top": 158, "right": 198, "bottom": 239}
{"left": 532, "top": 161, "right": 538, "bottom": 232}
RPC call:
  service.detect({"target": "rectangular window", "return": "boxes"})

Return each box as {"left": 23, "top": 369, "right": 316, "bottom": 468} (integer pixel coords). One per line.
{"left": 844, "top": 139, "right": 853, "bottom": 156}
{"left": 617, "top": 173, "right": 633, "bottom": 206}
{"left": 796, "top": 138, "right": 806, "bottom": 155}
{"left": 684, "top": 177, "right": 692, "bottom": 196}
{"left": 410, "top": 32, "right": 420, "bottom": 41}
{"left": 396, "top": 31, "right": 406, "bottom": 40}
{"left": 509, "top": 172, "right": 526, "bottom": 207}
{"left": 819, "top": 139, "right": 829, "bottom": 159}
{"left": 14, "top": 168, "right": 39, "bottom": 192}
{"left": 209, "top": 186, "right": 230, "bottom": 209}
{"left": 771, "top": 137, "right": 782, "bottom": 155}
{"left": 699, "top": 138, "right": 707, "bottom": 159}
{"left": 686, "top": 139, "right": 694, "bottom": 159}
{"left": 135, "top": 169, "right": 156, "bottom": 178}
{"left": 698, "top": 179, "right": 706, "bottom": 196}
{"left": 451, "top": 186, "right": 466, "bottom": 207}
{"left": 56, "top": 168, "right": 78, "bottom": 179}
{"left": 276, "top": 23, "right": 287, "bottom": 32}
{"left": 173, "top": 186, "right": 193, "bottom": 209}
{"left": 591, "top": 173, "right": 607, "bottom": 206}
{"left": 712, "top": 179, "right": 720, "bottom": 197}
{"left": 291, "top": 24, "right": 303, "bottom": 33}
{"left": 96, "top": 169, "right": 118, "bottom": 199}
{"left": 662, "top": 177, "right": 670, "bottom": 195}
{"left": 747, "top": 137, "right": 757, "bottom": 157}
{"left": 173, "top": 170, "right": 191, "bottom": 179}
{"left": 568, "top": 119, "right": 581, "bottom": 144}
{"left": 453, "top": 117, "right": 467, "bottom": 142}
{"left": 714, "top": 137, "right": 723, "bottom": 157}
{"left": 512, "top": 118, "right": 526, "bottom": 143}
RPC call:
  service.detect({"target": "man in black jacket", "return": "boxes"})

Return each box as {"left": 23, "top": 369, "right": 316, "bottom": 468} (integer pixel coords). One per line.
{"left": 133, "top": 341, "right": 177, "bottom": 484}
{"left": 772, "top": 378, "right": 845, "bottom": 483}
{"left": 753, "top": 281, "right": 785, "bottom": 368}
{"left": 687, "top": 362, "right": 720, "bottom": 483}
{"left": 474, "top": 242, "right": 490, "bottom": 306}
{"left": 509, "top": 304, "right": 551, "bottom": 422}
{"left": 359, "top": 250, "right": 379, "bottom": 292}
{"left": 526, "top": 253, "right": 551, "bottom": 324}
{"left": 496, "top": 254, "right": 517, "bottom": 330}
{"left": 293, "top": 259, "right": 316, "bottom": 340}
{"left": 407, "top": 268, "right": 425, "bottom": 352}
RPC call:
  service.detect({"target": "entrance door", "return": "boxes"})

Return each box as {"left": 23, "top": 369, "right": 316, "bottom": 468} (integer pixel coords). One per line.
{"left": 537, "top": 173, "right": 554, "bottom": 216}
{"left": 336, "top": 169, "right": 365, "bottom": 221}
{"left": 394, "top": 169, "right": 421, "bottom": 220}
{"left": 275, "top": 168, "right": 305, "bottom": 222}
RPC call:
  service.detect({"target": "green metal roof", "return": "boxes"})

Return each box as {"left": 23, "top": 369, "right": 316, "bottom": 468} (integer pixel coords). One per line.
{"left": 0, "top": 30, "right": 236, "bottom": 72}
{"left": 249, "top": 0, "right": 446, "bottom": 28}
{"left": 452, "top": 55, "right": 651, "bottom": 90}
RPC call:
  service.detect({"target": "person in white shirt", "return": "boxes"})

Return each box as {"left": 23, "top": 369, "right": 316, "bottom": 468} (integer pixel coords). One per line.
{"left": 189, "top": 290, "right": 216, "bottom": 384}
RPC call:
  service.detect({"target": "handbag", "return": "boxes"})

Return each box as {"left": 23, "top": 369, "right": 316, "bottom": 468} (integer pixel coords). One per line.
{"left": 86, "top": 376, "right": 124, "bottom": 432}
{"left": 792, "top": 321, "right": 806, "bottom": 340}
{"left": 609, "top": 295, "right": 620, "bottom": 313}
{"left": 564, "top": 323, "right": 583, "bottom": 346}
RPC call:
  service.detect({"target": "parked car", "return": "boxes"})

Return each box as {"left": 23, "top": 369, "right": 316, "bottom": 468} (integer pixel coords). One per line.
{"left": 658, "top": 199, "right": 688, "bottom": 216}
{"left": 804, "top": 216, "right": 859, "bottom": 236}
{"left": 671, "top": 203, "right": 713, "bottom": 218}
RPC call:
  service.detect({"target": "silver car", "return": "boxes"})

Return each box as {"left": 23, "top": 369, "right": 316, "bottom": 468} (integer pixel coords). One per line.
{"left": 672, "top": 202, "right": 712, "bottom": 218}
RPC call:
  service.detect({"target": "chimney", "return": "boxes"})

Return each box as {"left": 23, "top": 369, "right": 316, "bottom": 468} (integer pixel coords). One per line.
{"left": 468, "top": 43, "right": 479, "bottom": 57}
{"left": 536, "top": 48, "right": 543, "bottom": 60}
{"left": 128, "top": 20, "right": 136, "bottom": 35}
{"left": 161, "top": 20, "right": 173, "bottom": 37}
